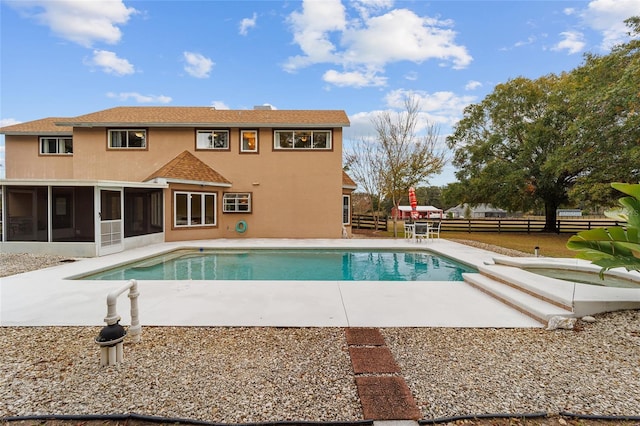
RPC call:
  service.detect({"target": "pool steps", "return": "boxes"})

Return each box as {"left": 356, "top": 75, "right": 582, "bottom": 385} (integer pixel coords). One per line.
{"left": 463, "top": 265, "right": 575, "bottom": 325}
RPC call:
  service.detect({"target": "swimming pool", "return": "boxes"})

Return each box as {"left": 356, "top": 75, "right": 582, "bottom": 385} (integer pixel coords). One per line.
{"left": 79, "top": 248, "right": 477, "bottom": 281}
{"left": 523, "top": 267, "right": 640, "bottom": 288}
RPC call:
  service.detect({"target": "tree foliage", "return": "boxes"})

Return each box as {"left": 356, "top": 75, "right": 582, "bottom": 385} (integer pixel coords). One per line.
{"left": 446, "top": 75, "right": 573, "bottom": 231}
{"left": 446, "top": 17, "right": 640, "bottom": 231}
{"left": 567, "top": 183, "right": 640, "bottom": 277}
{"left": 564, "top": 17, "right": 640, "bottom": 205}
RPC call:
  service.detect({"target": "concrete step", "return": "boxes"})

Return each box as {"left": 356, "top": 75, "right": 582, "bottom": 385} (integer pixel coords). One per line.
{"left": 463, "top": 273, "right": 574, "bottom": 325}
{"left": 477, "top": 264, "right": 574, "bottom": 310}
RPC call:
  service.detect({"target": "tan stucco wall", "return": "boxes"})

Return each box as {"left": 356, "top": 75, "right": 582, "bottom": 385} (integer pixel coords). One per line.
{"left": 5, "top": 127, "right": 345, "bottom": 239}
{"left": 6, "top": 136, "right": 74, "bottom": 179}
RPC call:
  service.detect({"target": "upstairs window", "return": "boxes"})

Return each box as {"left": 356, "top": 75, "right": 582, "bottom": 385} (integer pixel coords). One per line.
{"left": 223, "top": 193, "right": 251, "bottom": 213}
{"left": 197, "top": 130, "right": 229, "bottom": 150}
{"left": 274, "top": 130, "right": 331, "bottom": 150}
{"left": 241, "top": 130, "right": 258, "bottom": 153}
{"left": 40, "top": 137, "right": 73, "bottom": 154}
{"left": 109, "top": 129, "right": 146, "bottom": 149}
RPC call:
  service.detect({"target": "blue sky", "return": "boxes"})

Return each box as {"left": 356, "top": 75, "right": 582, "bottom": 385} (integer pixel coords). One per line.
{"left": 1, "top": 0, "right": 639, "bottom": 184}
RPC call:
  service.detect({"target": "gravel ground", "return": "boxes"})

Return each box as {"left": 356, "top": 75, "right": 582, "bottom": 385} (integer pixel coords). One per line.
{"left": 2, "top": 252, "right": 640, "bottom": 424}
{"left": 0, "top": 253, "right": 73, "bottom": 278}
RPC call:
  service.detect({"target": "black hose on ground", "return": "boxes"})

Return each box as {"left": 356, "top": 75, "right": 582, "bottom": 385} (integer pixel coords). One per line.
{"left": 559, "top": 411, "right": 640, "bottom": 422}
{"left": 1, "top": 413, "right": 374, "bottom": 426}
{"left": 419, "top": 411, "right": 548, "bottom": 424}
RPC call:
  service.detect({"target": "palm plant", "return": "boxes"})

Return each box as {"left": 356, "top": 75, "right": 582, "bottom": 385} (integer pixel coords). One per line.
{"left": 566, "top": 183, "right": 640, "bottom": 277}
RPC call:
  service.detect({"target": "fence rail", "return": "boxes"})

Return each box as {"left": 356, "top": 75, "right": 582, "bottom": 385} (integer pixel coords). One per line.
{"left": 351, "top": 214, "right": 388, "bottom": 231}
{"left": 355, "top": 216, "right": 625, "bottom": 234}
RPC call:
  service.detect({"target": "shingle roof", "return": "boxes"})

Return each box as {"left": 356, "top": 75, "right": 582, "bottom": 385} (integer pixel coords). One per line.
{"left": 0, "top": 117, "right": 72, "bottom": 135}
{"left": 56, "top": 106, "right": 350, "bottom": 128}
{"left": 342, "top": 171, "right": 357, "bottom": 189}
{"left": 145, "top": 150, "right": 231, "bottom": 186}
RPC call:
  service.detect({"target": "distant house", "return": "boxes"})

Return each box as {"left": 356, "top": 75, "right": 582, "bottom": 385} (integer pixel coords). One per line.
{"left": 0, "top": 106, "right": 354, "bottom": 256}
{"left": 392, "top": 205, "right": 444, "bottom": 220}
{"left": 557, "top": 209, "right": 582, "bottom": 217}
{"left": 446, "top": 203, "right": 507, "bottom": 218}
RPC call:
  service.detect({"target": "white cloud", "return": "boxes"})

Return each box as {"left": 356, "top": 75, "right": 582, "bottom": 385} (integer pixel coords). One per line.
{"left": 345, "top": 88, "right": 476, "bottom": 147}
{"left": 385, "top": 89, "right": 476, "bottom": 127}
{"left": 342, "top": 9, "right": 471, "bottom": 69}
{"left": 514, "top": 35, "right": 537, "bottom": 48}
{"left": 285, "top": 0, "right": 347, "bottom": 71}
{"left": 239, "top": 13, "right": 257, "bottom": 35}
{"left": 323, "top": 69, "right": 386, "bottom": 87}
{"left": 87, "top": 50, "right": 134, "bottom": 75}
{"left": 183, "top": 52, "right": 214, "bottom": 78}
{"left": 8, "top": 0, "right": 137, "bottom": 47}
{"left": 552, "top": 31, "right": 586, "bottom": 54}
{"left": 210, "top": 101, "right": 230, "bottom": 110}
{"left": 465, "top": 80, "right": 482, "bottom": 91}
{"left": 404, "top": 71, "right": 418, "bottom": 81}
{"left": 107, "top": 92, "right": 172, "bottom": 103}
{"left": 284, "top": 1, "right": 471, "bottom": 87}
{"left": 0, "top": 118, "right": 22, "bottom": 127}
{"left": 581, "top": 0, "right": 640, "bottom": 49}
{"left": 351, "top": 0, "right": 394, "bottom": 19}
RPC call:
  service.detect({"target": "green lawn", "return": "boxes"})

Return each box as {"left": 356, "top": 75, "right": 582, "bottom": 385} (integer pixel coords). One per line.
{"left": 356, "top": 228, "right": 577, "bottom": 258}
{"left": 442, "top": 231, "right": 576, "bottom": 258}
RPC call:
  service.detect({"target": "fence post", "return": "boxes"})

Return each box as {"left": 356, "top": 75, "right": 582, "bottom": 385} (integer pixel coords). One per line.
{"left": 527, "top": 219, "right": 530, "bottom": 234}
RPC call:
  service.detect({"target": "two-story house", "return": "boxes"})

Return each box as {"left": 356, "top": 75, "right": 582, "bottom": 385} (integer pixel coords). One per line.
{"left": 0, "top": 106, "right": 355, "bottom": 256}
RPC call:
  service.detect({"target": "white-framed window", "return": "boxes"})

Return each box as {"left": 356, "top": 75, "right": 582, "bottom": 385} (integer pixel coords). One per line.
{"left": 241, "top": 130, "right": 258, "bottom": 153}
{"left": 174, "top": 191, "right": 217, "bottom": 227}
{"left": 40, "top": 137, "right": 73, "bottom": 154}
{"left": 223, "top": 193, "right": 251, "bottom": 213}
{"left": 342, "top": 194, "right": 351, "bottom": 225}
{"left": 274, "top": 130, "right": 331, "bottom": 150}
{"left": 196, "top": 130, "right": 229, "bottom": 150}
{"left": 109, "top": 129, "right": 146, "bottom": 149}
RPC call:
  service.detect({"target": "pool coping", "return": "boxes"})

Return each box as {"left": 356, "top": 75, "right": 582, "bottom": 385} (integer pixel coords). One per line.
{"left": 2, "top": 238, "right": 639, "bottom": 328}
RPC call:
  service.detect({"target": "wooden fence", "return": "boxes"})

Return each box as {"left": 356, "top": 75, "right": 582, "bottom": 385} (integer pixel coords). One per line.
{"left": 351, "top": 214, "right": 388, "bottom": 231}
{"left": 355, "top": 216, "right": 625, "bottom": 234}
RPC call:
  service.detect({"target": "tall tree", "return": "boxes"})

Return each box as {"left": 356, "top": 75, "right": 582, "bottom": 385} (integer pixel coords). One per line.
{"left": 447, "top": 75, "right": 574, "bottom": 231}
{"left": 564, "top": 17, "right": 640, "bottom": 206}
{"left": 344, "top": 138, "right": 385, "bottom": 215}
{"left": 375, "top": 96, "right": 446, "bottom": 235}
{"left": 446, "top": 16, "right": 639, "bottom": 232}
{"left": 345, "top": 95, "right": 446, "bottom": 235}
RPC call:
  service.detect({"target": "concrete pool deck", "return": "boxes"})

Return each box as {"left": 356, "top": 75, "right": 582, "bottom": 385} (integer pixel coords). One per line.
{"left": 2, "top": 238, "right": 638, "bottom": 328}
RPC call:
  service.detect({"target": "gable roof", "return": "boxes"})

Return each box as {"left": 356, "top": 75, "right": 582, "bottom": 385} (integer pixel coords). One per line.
{"left": 56, "top": 107, "right": 350, "bottom": 128}
{"left": 0, "top": 117, "right": 72, "bottom": 135}
{"left": 342, "top": 171, "right": 357, "bottom": 189}
{"left": 145, "top": 150, "right": 231, "bottom": 187}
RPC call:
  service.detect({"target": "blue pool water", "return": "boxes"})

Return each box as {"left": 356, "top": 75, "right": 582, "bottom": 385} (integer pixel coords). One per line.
{"left": 80, "top": 249, "right": 476, "bottom": 281}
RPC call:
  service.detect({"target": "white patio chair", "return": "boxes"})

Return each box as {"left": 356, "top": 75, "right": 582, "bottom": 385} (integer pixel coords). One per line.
{"left": 413, "top": 223, "right": 429, "bottom": 242}
{"left": 404, "top": 223, "right": 414, "bottom": 239}
{"left": 427, "top": 221, "right": 441, "bottom": 239}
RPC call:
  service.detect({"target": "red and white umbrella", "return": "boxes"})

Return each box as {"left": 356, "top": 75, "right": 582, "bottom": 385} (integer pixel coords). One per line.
{"left": 408, "top": 187, "right": 419, "bottom": 219}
